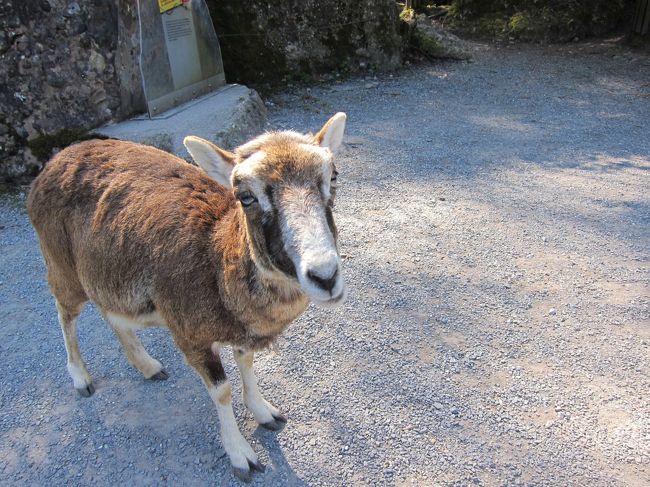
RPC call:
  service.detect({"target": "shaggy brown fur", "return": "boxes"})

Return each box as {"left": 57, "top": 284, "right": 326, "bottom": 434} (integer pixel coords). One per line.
{"left": 28, "top": 139, "right": 309, "bottom": 380}
{"left": 27, "top": 111, "right": 347, "bottom": 479}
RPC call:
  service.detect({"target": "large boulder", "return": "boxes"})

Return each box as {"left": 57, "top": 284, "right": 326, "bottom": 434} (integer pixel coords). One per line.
{"left": 97, "top": 85, "right": 267, "bottom": 160}
{"left": 403, "top": 12, "right": 472, "bottom": 61}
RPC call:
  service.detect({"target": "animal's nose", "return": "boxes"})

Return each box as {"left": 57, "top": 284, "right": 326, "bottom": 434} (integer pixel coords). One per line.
{"left": 307, "top": 268, "right": 338, "bottom": 293}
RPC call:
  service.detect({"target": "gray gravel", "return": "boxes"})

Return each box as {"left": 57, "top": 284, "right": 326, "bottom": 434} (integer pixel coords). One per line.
{"left": 1, "top": 40, "right": 649, "bottom": 486}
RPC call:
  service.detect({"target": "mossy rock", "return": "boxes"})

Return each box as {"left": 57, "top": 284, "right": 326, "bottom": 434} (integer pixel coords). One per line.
{"left": 27, "top": 129, "right": 109, "bottom": 162}
{"left": 412, "top": 29, "right": 444, "bottom": 56}
{"left": 409, "top": 14, "right": 472, "bottom": 60}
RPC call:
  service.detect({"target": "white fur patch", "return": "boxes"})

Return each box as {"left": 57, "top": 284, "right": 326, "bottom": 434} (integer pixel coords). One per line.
{"left": 234, "top": 351, "right": 281, "bottom": 424}
{"left": 319, "top": 112, "right": 347, "bottom": 152}
{"left": 208, "top": 382, "right": 259, "bottom": 470}
{"left": 321, "top": 160, "right": 334, "bottom": 201}
{"left": 232, "top": 151, "right": 266, "bottom": 182}
{"left": 106, "top": 310, "right": 166, "bottom": 330}
{"left": 67, "top": 362, "right": 92, "bottom": 389}
{"left": 56, "top": 307, "right": 93, "bottom": 389}
{"left": 106, "top": 312, "right": 164, "bottom": 378}
{"left": 278, "top": 187, "right": 345, "bottom": 305}
{"left": 183, "top": 136, "right": 234, "bottom": 188}
{"left": 299, "top": 143, "right": 332, "bottom": 160}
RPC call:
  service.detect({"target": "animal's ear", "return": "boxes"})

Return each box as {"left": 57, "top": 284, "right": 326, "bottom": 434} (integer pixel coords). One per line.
{"left": 183, "top": 136, "right": 236, "bottom": 188}
{"left": 314, "top": 112, "right": 347, "bottom": 152}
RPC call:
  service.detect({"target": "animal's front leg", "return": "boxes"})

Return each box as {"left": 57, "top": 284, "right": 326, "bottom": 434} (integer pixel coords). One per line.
{"left": 234, "top": 348, "right": 287, "bottom": 431}
{"left": 178, "top": 340, "right": 264, "bottom": 482}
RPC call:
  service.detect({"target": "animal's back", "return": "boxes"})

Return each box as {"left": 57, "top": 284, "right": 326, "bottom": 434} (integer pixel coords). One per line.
{"left": 28, "top": 138, "right": 232, "bottom": 225}
{"left": 27, "top": 139, "right": 235, "bottom": 315}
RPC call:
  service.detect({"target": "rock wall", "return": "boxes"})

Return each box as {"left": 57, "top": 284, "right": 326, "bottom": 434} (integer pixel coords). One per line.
{"left": 1, "top": 0, "right": 403, "bottom": 182}
{"left": 1, "top": 0, "right": 121, "bottom": 181}
{"left": 207, "top": 0, "right": 403, "bottom": 85}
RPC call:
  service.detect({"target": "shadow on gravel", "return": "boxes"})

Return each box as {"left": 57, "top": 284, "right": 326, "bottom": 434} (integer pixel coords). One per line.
{"left": 253, "top": 430, "right": 310, "bottom": 486}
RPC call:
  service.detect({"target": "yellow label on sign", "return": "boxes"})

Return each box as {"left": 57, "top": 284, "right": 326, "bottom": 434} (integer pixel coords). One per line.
{"left": 159, "top": 0, "right": 182, "bottom": 13}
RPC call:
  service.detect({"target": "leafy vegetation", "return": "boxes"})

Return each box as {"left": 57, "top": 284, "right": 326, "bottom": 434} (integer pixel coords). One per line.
{"left": 425, "top": 1, "right": 636, "bottom": 42}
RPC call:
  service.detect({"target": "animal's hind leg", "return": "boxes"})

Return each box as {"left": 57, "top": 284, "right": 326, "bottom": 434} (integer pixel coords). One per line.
{"left": 233, "top": 348, "right": 287, "bottom": 431}
{"left": 42, "top": 243, "right": 93, "bottom": 397}
{"left": 55, "top": 299, "right": 94, "bottom": 397}
{"left": 105, "top": 312, "right": 167, "bottom": 380}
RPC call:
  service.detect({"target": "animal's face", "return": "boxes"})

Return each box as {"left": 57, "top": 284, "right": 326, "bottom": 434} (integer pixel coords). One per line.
{"left": 184, "top": 113, "right": 347, "bottom": 306}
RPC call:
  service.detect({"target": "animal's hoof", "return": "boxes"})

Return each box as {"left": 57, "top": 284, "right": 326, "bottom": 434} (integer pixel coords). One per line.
{"left": 261, "top": 411, "right": 287, "bottom": 431}
{"left": 249, "top": 458, "right": 265, "bottom": 473}
{"left": 233, "top": 467, "right": 252, "bottom": 483}
{"left": 76, "top": 383, "right": 95, "bottom": 397}
{"left": 261, "top": 415, "right": 287, "bottom": 431}
{"left": 232, "top": 459, "right": 265, "bottom": 482}
{"left": 272, "top": 412, "right": 287, "bottom": 424}
{"left": 149, "top": 369, "right": 169, "bottom": 381}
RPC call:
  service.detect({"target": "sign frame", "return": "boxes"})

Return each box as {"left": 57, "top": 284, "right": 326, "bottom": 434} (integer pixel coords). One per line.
{"left": 138, "top": 0, "right": 226, "bottom": 117}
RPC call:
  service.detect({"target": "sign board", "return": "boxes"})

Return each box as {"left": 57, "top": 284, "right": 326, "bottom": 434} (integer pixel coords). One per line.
{"left": 158, "top": 0, "right": 183, "bottom": 13}
{"left": 161, "top": 6, "right": 203, "bottom": 88}
{"left": 139, "top": 0, "right": 225, "bottom": 117}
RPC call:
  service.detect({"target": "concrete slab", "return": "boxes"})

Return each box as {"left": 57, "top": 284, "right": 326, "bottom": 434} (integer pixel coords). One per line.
{"left": 97, "top": 84, "right": 267, "bottom": 158}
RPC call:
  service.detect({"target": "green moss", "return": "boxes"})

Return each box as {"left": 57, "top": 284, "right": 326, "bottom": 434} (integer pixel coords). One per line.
{"left": 443, "top": 10, "right": 507, "bottom": 40}
{"left": 400, "top": 8, "right": 415, "bottom": 22}
{"left": 508, "top": 12, "right": 528, "bottom": 32}
{"left": 412, "top": 29, "right": 444, "bottom": 56}
{"left": 27, "top": 129, "right": 107, "bottom": 162}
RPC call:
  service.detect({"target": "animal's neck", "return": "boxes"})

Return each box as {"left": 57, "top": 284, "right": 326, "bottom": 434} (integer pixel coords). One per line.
{"left": 217, "top": 208, "right": 308, "bottom": 334}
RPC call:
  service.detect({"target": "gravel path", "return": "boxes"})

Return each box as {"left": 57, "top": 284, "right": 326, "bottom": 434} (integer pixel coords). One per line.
{"left": 1, "top": 41, "right": 649, "bottom": 486}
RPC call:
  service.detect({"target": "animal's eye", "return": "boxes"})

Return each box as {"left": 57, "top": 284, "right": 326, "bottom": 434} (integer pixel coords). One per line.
{"left": 238, "top": 192, "right": 257, "bottom": 207}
